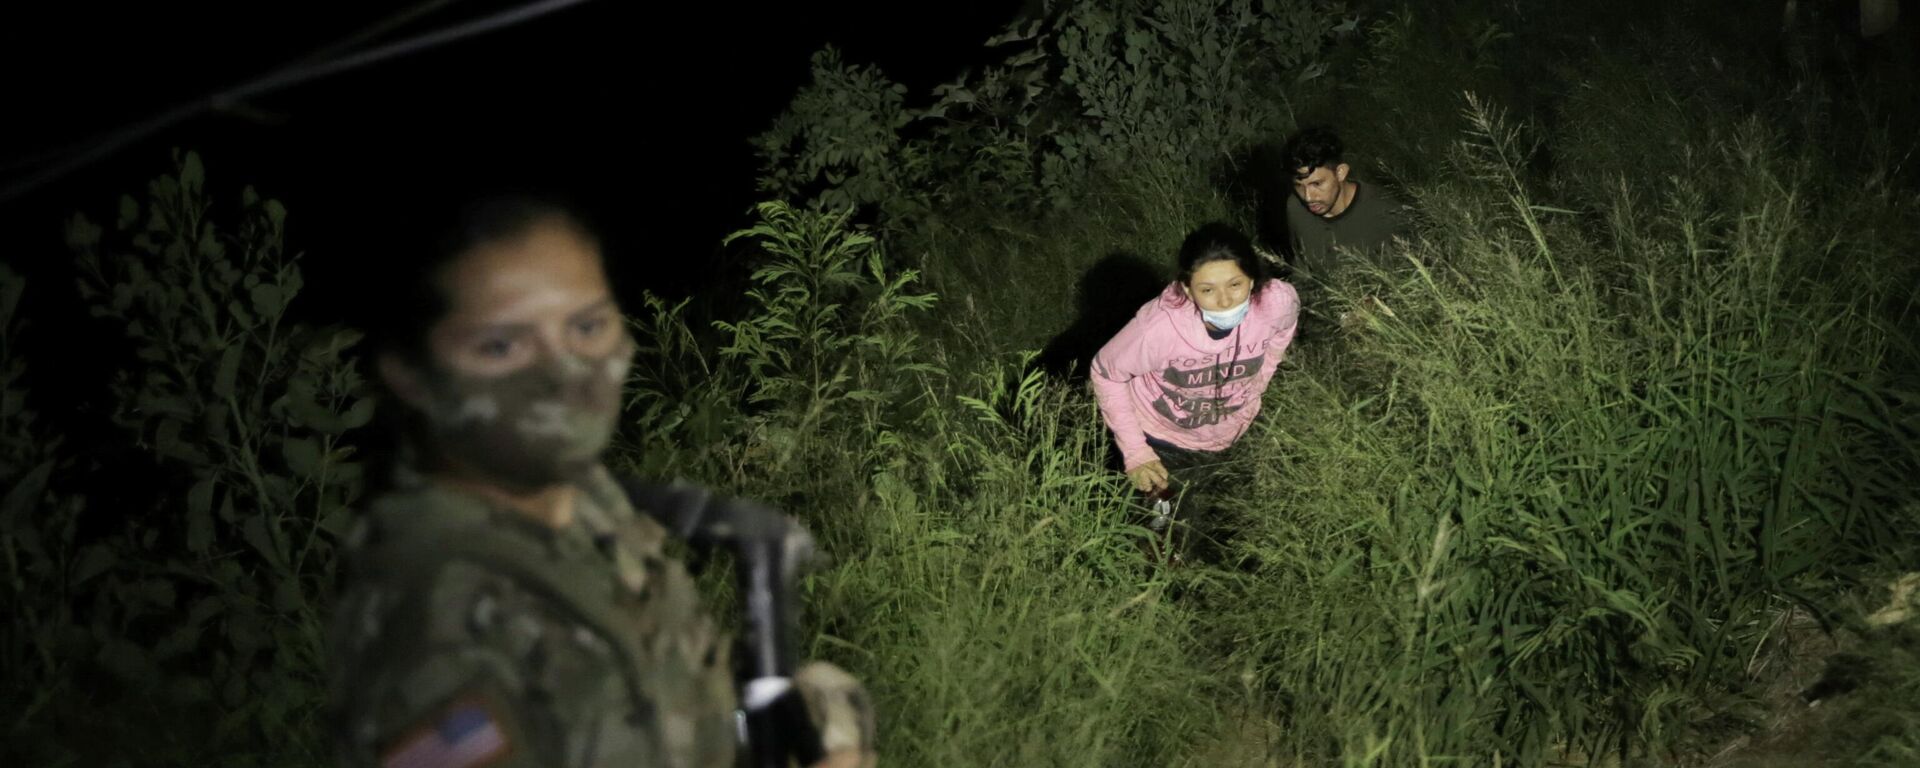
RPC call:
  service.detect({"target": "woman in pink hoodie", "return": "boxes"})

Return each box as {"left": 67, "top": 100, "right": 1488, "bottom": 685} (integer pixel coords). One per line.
{"left": 1091, "top": 223, "right": 1301, "bottom": 495}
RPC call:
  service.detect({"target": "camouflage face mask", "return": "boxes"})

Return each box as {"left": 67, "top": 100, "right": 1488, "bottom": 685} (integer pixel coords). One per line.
{"left": 417, "top": 337, "right": 635, "bottom": 492}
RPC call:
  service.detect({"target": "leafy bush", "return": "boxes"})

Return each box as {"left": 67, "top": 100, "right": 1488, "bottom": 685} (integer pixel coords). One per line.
{"left": 5, "top": 152, "right": 372, "bottom": 764}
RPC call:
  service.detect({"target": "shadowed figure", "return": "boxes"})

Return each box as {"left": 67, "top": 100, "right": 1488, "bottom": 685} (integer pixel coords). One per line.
{"left": 1233, "top": 139, "right": 1301, "bottom": 278}
{"left": 1034, "top": 252, "right": 1167, "bottom": 384}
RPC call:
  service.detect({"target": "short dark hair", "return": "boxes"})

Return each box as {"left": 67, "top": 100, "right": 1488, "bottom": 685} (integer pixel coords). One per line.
{"left": 1283, "top": 126, "right": 1344, "bottom": 179}
{"left": 367, "top": 193, "right": 597, "bottom": 364}
{"left": 1175, "top": 222, "right": 1269, "bottom": 297}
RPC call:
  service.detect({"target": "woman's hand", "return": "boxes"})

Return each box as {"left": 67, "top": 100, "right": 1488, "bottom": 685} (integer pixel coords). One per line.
{"left": 1127, "top": 460, "right": 1170, "bottom": 493}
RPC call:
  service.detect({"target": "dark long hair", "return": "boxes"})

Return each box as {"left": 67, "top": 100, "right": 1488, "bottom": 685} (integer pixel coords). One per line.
{"left": 1173, "top": 222, "right": 1269, "bottom": 304}
{"left": 364, "top": 193, "right": 598, "bottom": 365}
{"left": 356, "top": 192, "right": 599, "bottom": 489}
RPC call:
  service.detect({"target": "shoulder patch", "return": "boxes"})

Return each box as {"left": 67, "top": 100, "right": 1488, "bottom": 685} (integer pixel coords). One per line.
{"left": 380, "top": 697, "right": 513, "bottom": 768}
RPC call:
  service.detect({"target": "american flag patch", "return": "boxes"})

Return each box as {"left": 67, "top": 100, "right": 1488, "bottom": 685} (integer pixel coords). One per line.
{"left": 381, "top": 700, "right": 511, "bottom": 768}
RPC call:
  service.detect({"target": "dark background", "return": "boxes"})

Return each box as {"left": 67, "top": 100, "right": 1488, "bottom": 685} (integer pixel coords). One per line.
{"left": 2, "top": 0, "right": 1029, "bottom": 292}
{"left": 0, "top": 0, "right": 1025, "bottom": 447}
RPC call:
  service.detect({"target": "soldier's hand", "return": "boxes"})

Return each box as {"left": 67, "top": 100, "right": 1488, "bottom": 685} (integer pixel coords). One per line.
{"left": 1127, "top": 460, "right": 1169, "bottom": 494}
{"left": 810, "top": 749, "right": 876, "bottom": 768}
{"left": 795, "top": 661, "right": 876, "bottom": 768}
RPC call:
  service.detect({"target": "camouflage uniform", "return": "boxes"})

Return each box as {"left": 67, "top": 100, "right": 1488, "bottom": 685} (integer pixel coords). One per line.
{"left": 326, "top": 462, "right": 738, "bottom": 767}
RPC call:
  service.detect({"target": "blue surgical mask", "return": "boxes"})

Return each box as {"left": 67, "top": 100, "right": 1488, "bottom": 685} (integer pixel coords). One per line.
{"left": 1202, "top": 299, "right": 1251, "bottom": 330}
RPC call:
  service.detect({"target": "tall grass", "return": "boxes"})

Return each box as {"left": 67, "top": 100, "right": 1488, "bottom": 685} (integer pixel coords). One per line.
{"left": 639, "top": 69, "right": 1919, "bottom": 768}
{"left": 1200, "top": 97, "right": 1919, "bottom": 765}
{"left": 4, "top": 1, "right": 1916, "bottom": 764}
{"left": 617, "top": 202, "right": 1237, "bottom": 766}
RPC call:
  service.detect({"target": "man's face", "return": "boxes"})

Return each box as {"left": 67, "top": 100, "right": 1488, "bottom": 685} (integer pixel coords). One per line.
{"left": 1291, "top": 162, "right": 1350, "bottom": 217}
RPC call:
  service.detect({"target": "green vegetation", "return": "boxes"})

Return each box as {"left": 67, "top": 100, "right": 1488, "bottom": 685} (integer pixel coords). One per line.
{"left": 3, "top": 0, "right": 1916, "bottom": 764}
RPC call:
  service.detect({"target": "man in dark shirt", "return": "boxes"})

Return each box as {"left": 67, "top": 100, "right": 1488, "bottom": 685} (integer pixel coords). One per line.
{"left": 1280, "top": 127, "right": 1411, "bottom": 281}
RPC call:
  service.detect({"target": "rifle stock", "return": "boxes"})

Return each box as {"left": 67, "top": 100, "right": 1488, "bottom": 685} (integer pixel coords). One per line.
{"left": 619, "top": 477, "right": 825, "bottom": 767}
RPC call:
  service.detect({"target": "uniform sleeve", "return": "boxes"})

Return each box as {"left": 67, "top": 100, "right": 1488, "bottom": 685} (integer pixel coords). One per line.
{"left": 328, "top": 564, "right": 652, "bottom": 768}
{"left": 334, "top": 657, "right": 543, "bottom": 768}
{"left": 1090, "top": 310, "right": 1163, "bottom": 471}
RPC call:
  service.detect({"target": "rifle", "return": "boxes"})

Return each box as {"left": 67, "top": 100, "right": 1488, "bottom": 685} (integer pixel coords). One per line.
{"left": 620, "top": 477, "right": 827, "bottom": 768}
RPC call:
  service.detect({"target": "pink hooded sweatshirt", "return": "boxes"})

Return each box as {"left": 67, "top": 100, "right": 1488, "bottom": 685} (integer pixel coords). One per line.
{"left": 1091, "top": 280, "right": 1301, "bottom": 470}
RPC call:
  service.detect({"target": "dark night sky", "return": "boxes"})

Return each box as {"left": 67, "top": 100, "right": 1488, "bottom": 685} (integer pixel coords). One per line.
{"left": 2, "top": 0, "right": 1026, "bottom": 310}
{"left": 0, "top": 0, "right": 1024, "bottom": 454}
